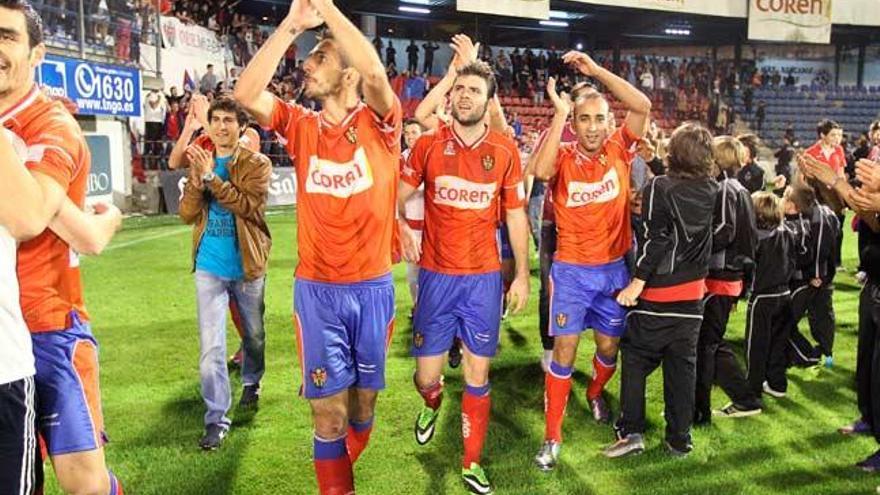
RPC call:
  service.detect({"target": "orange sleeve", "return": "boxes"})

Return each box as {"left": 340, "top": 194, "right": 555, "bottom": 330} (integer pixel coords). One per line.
{"left": 501, "top": 142, "right": 525, "bottom": 210}
{"left": 24, "top": 132, "right": 80, "bottom": 191}
{"left": 268, "top": 97, "right": 303, "bottom": 136}
{"left": 368, "top": 97, "right": 403, "bottom": 152}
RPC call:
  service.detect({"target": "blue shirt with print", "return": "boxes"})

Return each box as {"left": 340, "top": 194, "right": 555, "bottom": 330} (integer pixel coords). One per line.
{"left": 196, "top": 155, "right": 244, "bottom": 280}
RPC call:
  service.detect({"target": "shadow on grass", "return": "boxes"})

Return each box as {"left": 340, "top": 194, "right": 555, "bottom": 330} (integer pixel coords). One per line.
{"left": 124, "top": 376, "right": 257, "bottom": 495}
{"left": 412, "top": 363, "right": 598, "bottom": 494}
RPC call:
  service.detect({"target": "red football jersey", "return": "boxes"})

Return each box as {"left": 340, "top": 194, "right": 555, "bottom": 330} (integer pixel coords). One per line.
{"left": 805, "top": 141, "right": 846, "bottom": 175}
{"left": 268, "top": 97, "right": 402, "bottom": 283}
{"left": 403, "top": 123, "right": 525, "bottom": 274}
{"left": 552, "top": 125, "right": 638, "bottom": 265}
{"left": 2, "top": 86, "right": 90, "bottom": 332}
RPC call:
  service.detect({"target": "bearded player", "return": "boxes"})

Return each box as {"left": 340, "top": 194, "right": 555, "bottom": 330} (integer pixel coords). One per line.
{"left": 234, "top": 1, "right": 401, "bottom": 493}
{"left": 531, "top": 51, "right": 651, "bottom": 471}
{"left": 399, "top": 60, "right": 530, "bottom": 495}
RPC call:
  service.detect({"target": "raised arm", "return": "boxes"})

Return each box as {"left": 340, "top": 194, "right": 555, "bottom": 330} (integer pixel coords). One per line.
{"left": 533, "top": 77, "right": 570, "bottom": 180}
{"left": 312, "top": 0, "right": 394, "bottom": 116}
{"left": 414, "top": 70, "right": 454, "bottom": 131}
{"left": 233, "top": 1, "right": 318, "bottom": 125}
{"left": 413, "top": 34, "right": 478, "bottom": 130}
{"left": 168, "top": 111, "right": 202, "bottom": 170}
{"left": 563, "top": 51, "right": 652, "bottom": 138}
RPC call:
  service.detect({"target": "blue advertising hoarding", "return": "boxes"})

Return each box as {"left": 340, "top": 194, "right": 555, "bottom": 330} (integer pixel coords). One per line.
{"left": 38, "top": 55, "right": 142, "bottom": 118}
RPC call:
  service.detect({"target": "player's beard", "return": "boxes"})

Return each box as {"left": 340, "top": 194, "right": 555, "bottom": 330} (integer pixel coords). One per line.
{"left": 303, "top": 71, "right": 344, "bottom": 102}
{"left": 451, "top": 101, "right": 488, "bottom": 127}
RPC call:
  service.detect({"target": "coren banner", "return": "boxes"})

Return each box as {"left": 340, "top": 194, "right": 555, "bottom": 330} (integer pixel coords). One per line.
{"left": 748, "top": 0, "right": 833, "bottom": 44}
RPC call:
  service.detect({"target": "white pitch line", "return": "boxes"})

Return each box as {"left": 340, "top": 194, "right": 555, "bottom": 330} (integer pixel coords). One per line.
{"left": 104, "top": 226, "right": 191, "bottom": 251}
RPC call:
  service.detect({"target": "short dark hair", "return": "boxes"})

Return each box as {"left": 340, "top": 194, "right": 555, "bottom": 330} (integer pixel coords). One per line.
{"left": 737, "top": 133, "right": 760, "bottom": 161}
{"left": 0, "top": 0, "right": 43, "bottom": 48}
{"left": 817, "top": 119, "right": 841, "bottom": 137}
{"left": 666, "top": 123, "right": 716, "bottom": 180}
{"left": 455, "top": 61, "right": 497, "bottom": 99}
{"left": 786, "top": 177, "right": 817, "bottom": 214}
{"left": 208, "top": 96, "right": 249, "bottom": 127}
{"left": 570, "top": 82, "right": 599, "bottom": 100}
{"left": 403, "top": 118, "right": 424, "bottom": 130}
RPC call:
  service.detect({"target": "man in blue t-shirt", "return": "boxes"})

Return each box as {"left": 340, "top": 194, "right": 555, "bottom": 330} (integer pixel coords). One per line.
{"left": 178, "top": 97, "right": 273, "bottom": 450}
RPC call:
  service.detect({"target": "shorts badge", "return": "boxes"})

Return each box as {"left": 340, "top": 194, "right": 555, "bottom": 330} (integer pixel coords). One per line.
{"left": 414, "top": 332, "right": 425, "bottom": 348}
{"left": 556, "top": 312, "right": 568, "bottom": 329}
{"left": 311, "top": 368, "right": 328, "bottom": 388}
{"left": 482, "top": 155, "right": 495, "bottom": 171}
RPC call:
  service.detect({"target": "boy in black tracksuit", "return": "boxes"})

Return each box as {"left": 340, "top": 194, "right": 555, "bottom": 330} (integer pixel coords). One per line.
{"left": 605, "top": 124, "right": 719, "bottom": 458}
{"left": 744, "top": 192, "right": 808, "bottom": 398}
{"left": 695, "top": 137, "right": 761, "bottom": 423}
{"left": 785, "top": 184, "right": 841, "bottom": 368}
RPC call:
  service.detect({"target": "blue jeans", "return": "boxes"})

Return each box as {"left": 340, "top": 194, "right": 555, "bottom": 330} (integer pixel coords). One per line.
{"left": 195, "top": 270, "right": 266, "bottom": 427}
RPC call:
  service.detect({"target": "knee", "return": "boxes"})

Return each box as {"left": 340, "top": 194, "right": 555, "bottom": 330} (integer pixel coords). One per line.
{"left": 552, "top": 338, "right": 579, "bottom": 365}
{"left": 596, "top": 339, "right": 620, "bottom": 358}
{"left": 57, "top": 470, "right": 111, "bottom": 495}
{"left": 462, "top": 359, "right": 490, "bottom": 386}
{"left": 313, "top": 410, "right": 348, "bottom": 439}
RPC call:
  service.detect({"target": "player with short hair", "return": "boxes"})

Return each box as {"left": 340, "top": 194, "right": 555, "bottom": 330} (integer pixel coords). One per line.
{"left": 529, "top": 51, "right": 652, "bottom": 470}
{"left": 1, "top": 1, "right": 124, "bottom": 494}
{"left": 233, "top": 1, "right": 402, "bottom": 493}
{"left": 398, "top": 59, "right": 530, "bottom": 495}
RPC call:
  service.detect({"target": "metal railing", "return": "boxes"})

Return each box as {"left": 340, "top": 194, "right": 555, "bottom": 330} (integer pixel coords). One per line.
{"left": 135, "top": 137, "right": 293, "bottom": 171}
{"left": 33, "top": 0, "right": 161, "bottom": 75}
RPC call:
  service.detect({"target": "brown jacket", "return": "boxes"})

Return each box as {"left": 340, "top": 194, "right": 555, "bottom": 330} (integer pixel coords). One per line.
{"left": 179, "top": 145, "right": 272, "bottom": 281}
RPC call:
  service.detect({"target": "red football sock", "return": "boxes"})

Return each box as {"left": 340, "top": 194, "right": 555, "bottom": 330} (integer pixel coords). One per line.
{"left": 108, "top": 470, "right": 123, "bottom": 495}
{"left": 416, "top": 376, "right": 444, "bottom": 410}
{"left": 346, "top": 417, "right": 374, "bottom": 464}
{"left": 462, "top": 383, "right": 491, "bottom": 468}
{"left": 314, "top": 436, "right": 354, "bottom": 495}
{"left": 544, "top": 361, "right": 572, "bottom": 443}
{"left": 587, "top": 353, "right": 617, "bottom": 400}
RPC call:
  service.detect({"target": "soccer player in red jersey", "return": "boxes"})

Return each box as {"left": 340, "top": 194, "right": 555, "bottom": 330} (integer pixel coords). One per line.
{"left": 1, "top": 1, "right": 125, "bottom": 494}
{"left": 398, "top": 60, "right": 530, "bottom": 494}
{"left": 530, "top": 51, "right": 652, "bottom": 471}
{"left": 234, "top": 1, "right": 401, "bottom": 493}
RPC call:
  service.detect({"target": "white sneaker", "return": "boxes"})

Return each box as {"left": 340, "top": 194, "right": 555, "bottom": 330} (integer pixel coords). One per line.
{"left": 763, "top": 381, "right": 786, "bottom": 398}
{"left": 541, "top": 350, "right": 553, "bottom": 373}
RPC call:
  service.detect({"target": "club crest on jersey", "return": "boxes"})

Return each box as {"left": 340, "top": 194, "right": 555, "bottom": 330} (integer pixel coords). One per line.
{"left": 306, "top": 147, "right": 374, "bottom": 198}
{"left": 345, "top": 126, "right": 358, "bottom": 144}
{"left": 433, "top": 175, "right": 497, "bottom": 210}
{"left": 311, "top": 368, "right": 327, "bottom": 388}
{"left": 566, "top": 167, "right": 621, "bottom": 207}
{"left": 414, "top": 332, "right": 424, "bottom": 348}
{"left": 482, "top": 155, "right": 495, "bottom": 171}
{"left": 556, "top": 312, "right": 568, "bottom": 329}
{"left": 598, "top": 154, "right": 608, "bottom": 167}
{"left": 444, "top": 141, "right": 456, "bottom": 156}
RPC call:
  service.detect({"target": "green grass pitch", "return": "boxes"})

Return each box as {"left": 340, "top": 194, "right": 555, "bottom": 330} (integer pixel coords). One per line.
{"left": 40, "top": 207, "right": 879, "bottom": 494}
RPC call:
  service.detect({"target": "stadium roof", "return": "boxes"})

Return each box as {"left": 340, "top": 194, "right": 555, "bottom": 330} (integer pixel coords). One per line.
{"left": 239, "top": 0, "right": 880, "bottom": 50}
